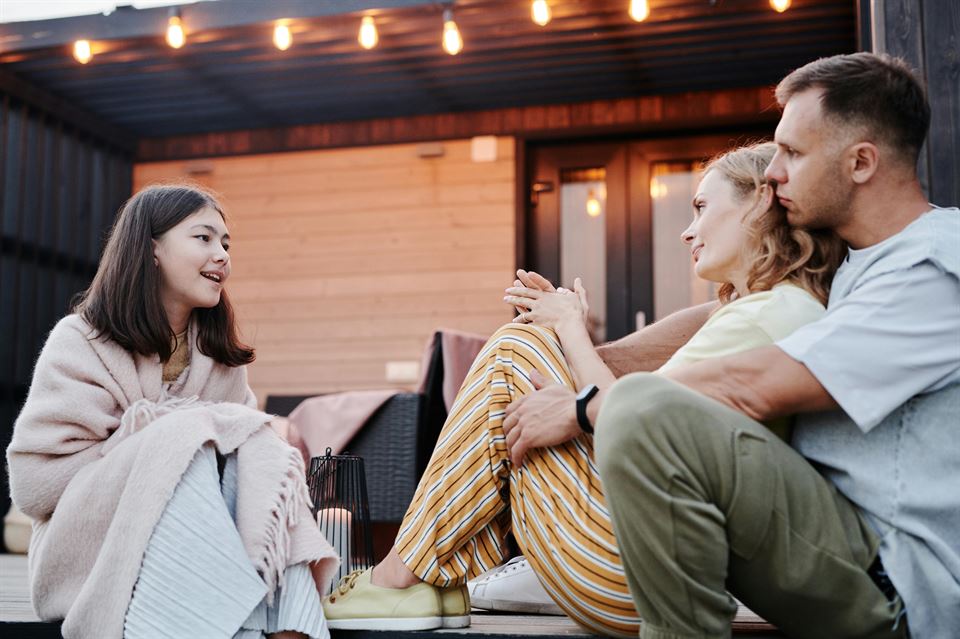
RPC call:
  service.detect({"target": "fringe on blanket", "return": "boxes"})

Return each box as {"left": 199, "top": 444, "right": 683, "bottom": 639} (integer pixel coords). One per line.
{"left": 255, "top": 441, "right": 314, "bottom": 604}
{"left": 101, "top": 392, "right": 209, "bottom": 456}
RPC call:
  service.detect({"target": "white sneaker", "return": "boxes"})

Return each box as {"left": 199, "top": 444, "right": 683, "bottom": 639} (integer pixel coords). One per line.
{"left": 468, "top": 556, "right": 565, "bottom": 615}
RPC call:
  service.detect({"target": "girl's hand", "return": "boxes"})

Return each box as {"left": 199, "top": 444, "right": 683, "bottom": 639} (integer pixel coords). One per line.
{"left": 504, "top": 277, "right": 590, "bottom": 332}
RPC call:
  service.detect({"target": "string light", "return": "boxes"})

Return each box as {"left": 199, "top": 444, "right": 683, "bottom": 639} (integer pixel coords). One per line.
{"left": 769, "top": 0, "right": 791, "bottom": 12}
{"left": 166, "top": 10, "right": 185, "bottom": 49}
{"left": 73, "top": 40, "right": 93, "bottom": 64}
{"left": 359, "top": 15, "right": 379, "bottom": 50}
{"left": 273, "top": 22, "right": 292, "bottom": 50}
{"left": 531, "top": 0, "right": 552, "bottom": 26}
{"left": 442, "top": 7, "right": 463, "bottom": 55}
{"left": 629, "top": 0, "right": 650, "bottom": 22}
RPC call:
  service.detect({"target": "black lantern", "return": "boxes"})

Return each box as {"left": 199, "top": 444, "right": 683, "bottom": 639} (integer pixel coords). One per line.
{"left": 308, "top": 448, "right": 375, "bottom": 590}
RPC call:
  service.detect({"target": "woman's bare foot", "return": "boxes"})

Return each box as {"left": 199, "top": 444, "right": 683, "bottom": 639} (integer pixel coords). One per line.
{"left": 369, "top": 546, "right": 421, "bottom": 589}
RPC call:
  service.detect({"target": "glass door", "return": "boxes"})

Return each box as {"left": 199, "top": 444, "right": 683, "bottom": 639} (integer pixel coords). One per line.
{"left": 525, "top": 133, "right": 767, "bottom": 341}
{"left": 526, "top": 143, "right": 628, "bottom": 341}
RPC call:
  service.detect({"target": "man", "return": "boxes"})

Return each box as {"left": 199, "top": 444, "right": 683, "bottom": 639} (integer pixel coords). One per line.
{"left": 508, "top": 53, "right": 959, "bottom": 638}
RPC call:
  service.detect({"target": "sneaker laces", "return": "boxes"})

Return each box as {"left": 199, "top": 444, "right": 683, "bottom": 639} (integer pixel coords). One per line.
{"left": 331, "top": 569, "right": 365, "bottom": 600}
{"left": 476, "top": 556, "right": 528, "bottom": 584}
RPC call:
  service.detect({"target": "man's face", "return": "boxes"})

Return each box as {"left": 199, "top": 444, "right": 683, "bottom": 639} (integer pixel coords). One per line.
{"left": 765, "top": 88, "right": 854, "bottom": 231}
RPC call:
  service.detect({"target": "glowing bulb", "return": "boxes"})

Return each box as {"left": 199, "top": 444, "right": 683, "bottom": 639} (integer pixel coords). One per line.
{"left": 359, "top": 16, "right": 379, "bottom": 49}
{"left": 629, "top": 0, "right": 650, "bottom": 22}
{"left": 770, "top": 0, "right": 791, "bottom": 12}
{"left": 166, "top": 15, "right": 185, "bottom": 49}
{"left": 73, "top": 40, "right": 92, "bottom": 64}
{"left": 650, "top": 179, "right": 668, "bottom": 199}
{"left": 586, "top": 189, "right": 603, "bottom": 217}
{"left": 442, "top": 9, "right": 463, "bottom": 56}
{"left": 274, "top": 23, "right": 292, "bottom": 50}
{"left": 531, "top": 0, "right": 551, "bottom": 26}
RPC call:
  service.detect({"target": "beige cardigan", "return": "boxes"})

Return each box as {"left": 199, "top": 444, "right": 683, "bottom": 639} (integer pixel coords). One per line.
{"left": 6, "top": 315, "right": 338, "bottom": 639}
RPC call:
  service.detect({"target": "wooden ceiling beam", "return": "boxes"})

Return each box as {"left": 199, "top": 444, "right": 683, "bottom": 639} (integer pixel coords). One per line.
{"left": 135, "top": 85, "right": 779, "bottom": 161}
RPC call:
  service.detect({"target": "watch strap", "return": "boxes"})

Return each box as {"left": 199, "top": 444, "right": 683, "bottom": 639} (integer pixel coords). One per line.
{"left": 576, "top": 384, "right": 600, "bottom": 434}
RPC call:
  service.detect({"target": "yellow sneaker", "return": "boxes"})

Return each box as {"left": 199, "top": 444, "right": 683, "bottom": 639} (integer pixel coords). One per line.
{"left": 322, "top": 568, "right": 442, "bottom": 631}
{"left": 439, "top": 584, "right": 471, "bottom": 629}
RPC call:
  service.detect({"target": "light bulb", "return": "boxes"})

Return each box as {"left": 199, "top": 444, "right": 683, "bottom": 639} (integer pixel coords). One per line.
{"left": 531, "top": 0, "right": 551, "bottom": 26}
{"left": 629, "top": 0, "right": 650, "bottom": 22}
{"left": 650, "top": 179, "right": 668, "bottom": 199}
{"left": 274, "top": 23, "right": 292, "bottom": 50}
{"left": 770, "top": 0, "right": 791, "bottom": 12}
{"left": 442, "top": 9, "right": 463, "bottom": 56}
{"left": 166, "top": 15, "right": 185, "bottom": 49}
{"left": 586, "top": 192, "right": 602, "bottom": 217}
{"left": 73, "top": 40, "right": 92, "bottom": 64}
{"left": 359, "top": 16, "right": 379, "bottom": 50}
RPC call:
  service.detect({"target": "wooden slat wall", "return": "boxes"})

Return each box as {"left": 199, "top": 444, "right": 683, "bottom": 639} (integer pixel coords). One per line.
{"left": 871, "top": 0, "right": 960, "bottom": 206}
{"left": 133, "top": 138, "right": 515, "bottom": 403}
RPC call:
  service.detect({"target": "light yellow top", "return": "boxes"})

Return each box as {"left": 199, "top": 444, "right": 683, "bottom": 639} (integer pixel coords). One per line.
{"left": 162, "top": 330, "right": 190, "bottom": 383}
{"left": 656, "top": 283, "right": 825, "bottom": 441}
{"left": 658, "top": 282, "right": 826, "bottom": 373}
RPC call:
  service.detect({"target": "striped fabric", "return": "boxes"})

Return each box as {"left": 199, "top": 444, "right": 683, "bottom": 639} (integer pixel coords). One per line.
{"left": 395, "top": 324, "right": 639, "bottom": 637}
{"left": 124, "top": 445, "right": 328, "bottom": 639}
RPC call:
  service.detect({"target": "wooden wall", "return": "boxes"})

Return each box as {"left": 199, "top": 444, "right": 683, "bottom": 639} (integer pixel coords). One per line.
{"left": 134, "top": 138, "right": 515, "bottom": 403}
{"left": 870, "top": 0, "right": 960, "bottom": 206}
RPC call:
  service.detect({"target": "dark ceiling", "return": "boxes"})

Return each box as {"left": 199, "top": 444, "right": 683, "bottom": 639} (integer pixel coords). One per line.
{"left": 0, "top": 0, "right": 857, "bottom": 139}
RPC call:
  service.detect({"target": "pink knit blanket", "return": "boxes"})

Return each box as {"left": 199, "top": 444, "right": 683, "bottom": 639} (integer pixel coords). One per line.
{"left": 6, "top": 315, "right": 338, "bottom": 639}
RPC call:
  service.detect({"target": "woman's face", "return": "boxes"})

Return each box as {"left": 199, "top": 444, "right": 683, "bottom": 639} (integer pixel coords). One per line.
{"left": 153, "top": 206, "right": 231, "bottom": 324}
{"left": 681, "top": 169, "right": 753, "bottom": 289}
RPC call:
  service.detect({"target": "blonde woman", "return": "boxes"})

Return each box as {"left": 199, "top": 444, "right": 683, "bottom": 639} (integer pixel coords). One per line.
{"left": 322, "top": 143, "right": 845, "bottom": 636}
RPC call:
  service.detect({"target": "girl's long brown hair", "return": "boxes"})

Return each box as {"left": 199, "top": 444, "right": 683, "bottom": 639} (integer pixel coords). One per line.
{"left": 705, "top": 143, "right": 847, "bottom": 306}
{"left": 73, "top": 183, "right": 254, "bottom": 366}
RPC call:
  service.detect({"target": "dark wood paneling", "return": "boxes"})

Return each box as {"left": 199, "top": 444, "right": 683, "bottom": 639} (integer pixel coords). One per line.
{"left": 0, "top": 79, "right": 132, "bottom": 552}
{"left": 920, "top": 0, "right": 960, "bottom": 206}
{"left": 136, "top": 86, "right": 779, "bottom": 161}
{"left": 0, "top": 68, "right": 135, "bottom": 153}
{"left": 872, "top": 0, "right": 960, "bottom": 206}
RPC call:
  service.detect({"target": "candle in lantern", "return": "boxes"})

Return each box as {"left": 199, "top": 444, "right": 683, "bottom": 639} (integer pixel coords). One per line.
{"left": 317, "top": 507, "right": 353, "bottom": 569}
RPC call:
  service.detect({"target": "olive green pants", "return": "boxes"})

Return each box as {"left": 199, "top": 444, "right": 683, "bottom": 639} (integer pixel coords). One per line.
{"left": 594, "top": 374, "right": 907, "bottom": 639}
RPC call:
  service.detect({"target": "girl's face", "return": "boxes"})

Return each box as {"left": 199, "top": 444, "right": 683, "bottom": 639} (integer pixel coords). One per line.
{"left": 681, "top": 169, "right": 760, "bottom": 292}
{"left": 153, "top": 206, "right": 231, "bottom": 324}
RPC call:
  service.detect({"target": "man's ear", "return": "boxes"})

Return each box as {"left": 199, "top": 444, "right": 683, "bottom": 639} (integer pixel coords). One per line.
{"left": 848, "top": 142, "right": 880, "bottom": 185}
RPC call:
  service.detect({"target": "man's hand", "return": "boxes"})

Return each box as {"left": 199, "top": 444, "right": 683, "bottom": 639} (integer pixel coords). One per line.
{"left": 502, "top": 370, "right": 582, "bottom": 466}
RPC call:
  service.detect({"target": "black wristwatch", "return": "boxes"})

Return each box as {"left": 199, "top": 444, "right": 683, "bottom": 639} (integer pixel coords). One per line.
{"left": 575, "top": 384, "right": 600, "bottom": 434}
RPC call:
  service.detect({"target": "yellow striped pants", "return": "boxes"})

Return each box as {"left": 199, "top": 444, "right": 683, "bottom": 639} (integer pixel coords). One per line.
{"left": 396, "top": 324, "right": 639, "bottom": 637}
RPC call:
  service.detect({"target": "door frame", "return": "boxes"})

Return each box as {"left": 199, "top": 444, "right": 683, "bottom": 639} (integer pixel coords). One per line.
{"left": 524, "top": 142, "right": 630, "bottom": 339}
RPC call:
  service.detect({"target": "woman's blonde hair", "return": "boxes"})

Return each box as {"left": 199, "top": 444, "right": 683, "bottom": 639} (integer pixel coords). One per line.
{"left": 703, "top": 142, "right": 846, "bottom": 305}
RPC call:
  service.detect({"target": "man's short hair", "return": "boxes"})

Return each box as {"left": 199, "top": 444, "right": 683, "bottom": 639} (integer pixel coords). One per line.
{"left": 776, "top": 52, "right": 930, "bottom": 165}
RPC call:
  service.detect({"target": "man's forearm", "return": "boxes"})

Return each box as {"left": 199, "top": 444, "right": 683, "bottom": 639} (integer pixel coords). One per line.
{"left": 661, "top": 345, "right": 839, "bottom": 421}
{"left": 596, "top": 301, "right": 717, "bottom": 377}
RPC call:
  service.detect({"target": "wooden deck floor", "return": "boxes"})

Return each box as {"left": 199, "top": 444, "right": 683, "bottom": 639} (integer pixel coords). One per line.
{"left": 1, "top": 554, "right": 782, "bottom": 637}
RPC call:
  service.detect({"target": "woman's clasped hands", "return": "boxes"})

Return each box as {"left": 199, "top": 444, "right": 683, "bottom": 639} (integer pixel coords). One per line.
{"left": 504, "top": 269, "right": 589, "bottom": 333}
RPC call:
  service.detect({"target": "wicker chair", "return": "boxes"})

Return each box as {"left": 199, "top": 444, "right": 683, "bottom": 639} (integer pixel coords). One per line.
{"left": 265, "top": 331, "right": 450, "bottom": 523}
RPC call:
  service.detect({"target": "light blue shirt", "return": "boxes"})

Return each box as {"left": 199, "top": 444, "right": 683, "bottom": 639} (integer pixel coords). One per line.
{"left": 778, "top": 207, "right": 960, "bottom": 639}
